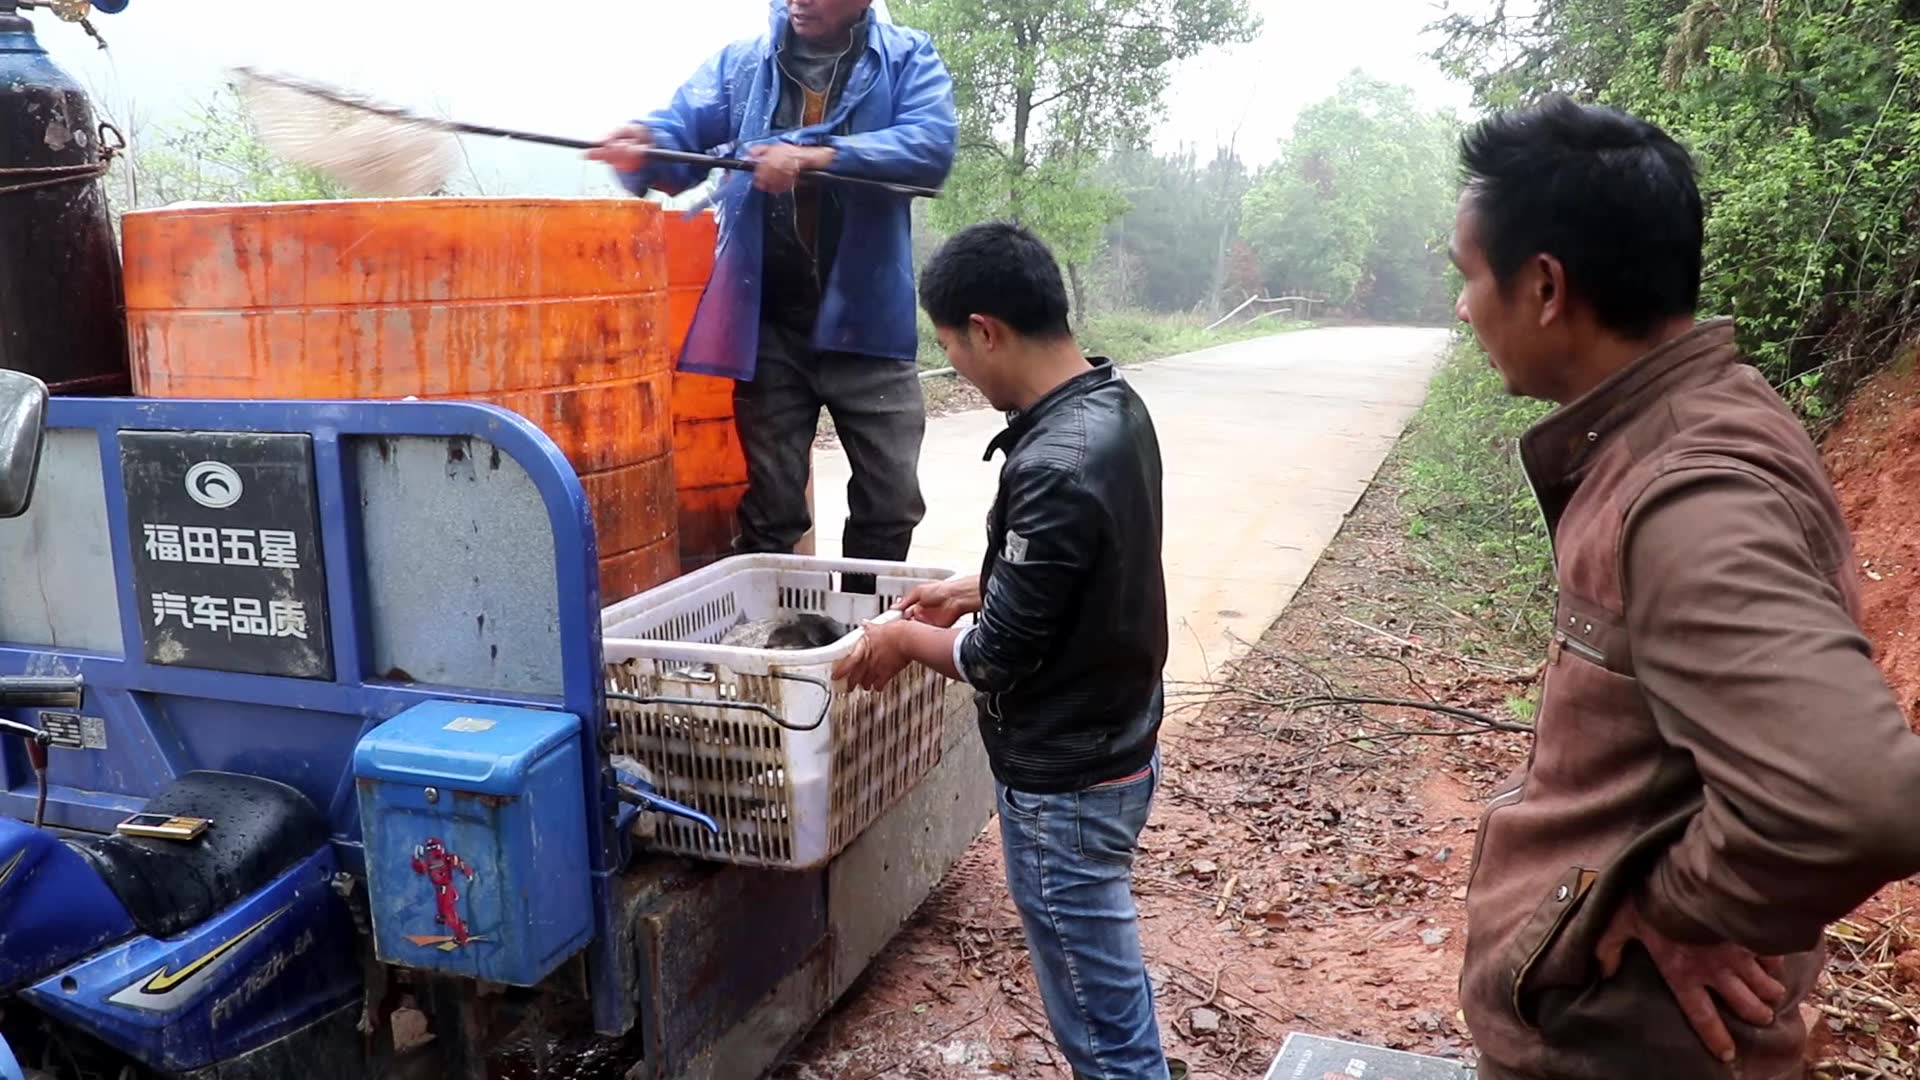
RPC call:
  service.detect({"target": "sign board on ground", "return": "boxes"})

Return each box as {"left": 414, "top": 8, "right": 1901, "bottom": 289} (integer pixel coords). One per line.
{"left": 1265, "top": 1032, "right": 1474, "bottom": 1080}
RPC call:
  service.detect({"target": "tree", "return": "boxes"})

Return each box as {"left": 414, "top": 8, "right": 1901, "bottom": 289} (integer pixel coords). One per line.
{"left": 1223, "top": 237, "right": 1262, "bottom": 300}
{"left": 105, "top": 86, "right": 352, "bottom": 211}
{"left": 1098, "top": 145, "right": 1251, "bottom": 314}
{"left": 1430, "top": 0, "right": 1920, "bottom": 404}
{"left": 899, "top": 0, "right": 1260, "bottom": 319}
{"left": 1200, "top": 139, "right": 1254, "bottom": 314}
{"left": 1429, "top": 0, "right": 1667, "bottom": 109}
{"left": 1240, "top": 73, "right": 1460, "bottom": 322}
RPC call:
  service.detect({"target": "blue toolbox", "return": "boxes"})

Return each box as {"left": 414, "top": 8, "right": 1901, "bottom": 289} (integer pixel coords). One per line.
{"left": 354, "top": 701, "right": 591, "bottom": 987}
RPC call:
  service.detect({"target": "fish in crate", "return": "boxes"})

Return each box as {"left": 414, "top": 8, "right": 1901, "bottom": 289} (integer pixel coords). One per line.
{"left": 601, "top": 556, "right": 949, "bottom": 869}
{"left": 715, "top": 613, "right": 851, "bottom": 651}
{"left": 607, "top": 614, "right": 855, "bottom": 863}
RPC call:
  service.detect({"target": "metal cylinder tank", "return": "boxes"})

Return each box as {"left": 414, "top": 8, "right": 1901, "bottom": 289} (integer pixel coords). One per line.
{"left": 0, "top": 2, "right": 131, "bottom": 395}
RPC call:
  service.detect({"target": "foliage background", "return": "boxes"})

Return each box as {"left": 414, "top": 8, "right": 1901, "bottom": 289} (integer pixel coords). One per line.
{"left": 1241, "top": 73, "right": 1461, "bottom": 324}
{"left": 1397, "top": 338, "right": 1554, "bottom": 652}
{"left": 1433, "top": 0, "right": 1920, "bottom": 416}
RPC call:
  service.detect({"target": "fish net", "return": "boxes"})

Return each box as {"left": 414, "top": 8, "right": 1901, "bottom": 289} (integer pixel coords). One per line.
{"left": 229, "top": 68, "right": 462, "bottom": 198}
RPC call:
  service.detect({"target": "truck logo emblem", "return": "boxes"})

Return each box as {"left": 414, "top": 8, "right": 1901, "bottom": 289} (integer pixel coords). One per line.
{"left": 107, "top": 905, "right": 288, "bottom": 1010}
{"left": 185, "top": 461, "right": 243, "bottom": 509}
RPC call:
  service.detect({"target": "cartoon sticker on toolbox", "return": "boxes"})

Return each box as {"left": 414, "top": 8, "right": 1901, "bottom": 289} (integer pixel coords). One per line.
{"left": 406, "top": 838, "right": 486, "bottom": 951}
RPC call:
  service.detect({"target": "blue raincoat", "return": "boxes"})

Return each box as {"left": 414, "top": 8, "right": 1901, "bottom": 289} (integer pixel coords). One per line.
{"left": 622, "top": 3, "right": 957, "bottom": 381}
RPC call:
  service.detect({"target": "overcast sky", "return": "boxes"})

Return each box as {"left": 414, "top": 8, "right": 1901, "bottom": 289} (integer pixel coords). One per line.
{"left": 37, "top": 0, "right": 1471, "bottom": 196}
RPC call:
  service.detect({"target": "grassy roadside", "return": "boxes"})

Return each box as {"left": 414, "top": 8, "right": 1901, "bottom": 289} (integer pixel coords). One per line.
{"left": 1078, "top": 309, "right": 1309, "bottom": 366}
{"left": 1391, "top": 337, "right": 1554, "bottom": 660}
{"left": 914, "top": 308, "right": 1309, "bottom": 371}
{"left": 866, "top": 309, "right": 1311, "bottom": 435}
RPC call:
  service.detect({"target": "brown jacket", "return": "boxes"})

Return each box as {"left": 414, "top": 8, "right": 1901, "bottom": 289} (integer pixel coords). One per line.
{"left": 1461, "top": 320, "right": 1920, "bottom": 1080}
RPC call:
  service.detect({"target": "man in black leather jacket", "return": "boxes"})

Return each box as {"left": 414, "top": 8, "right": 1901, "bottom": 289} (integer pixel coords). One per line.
{"left": 836, "top": 222, "right": 1171, "bottom": 1079}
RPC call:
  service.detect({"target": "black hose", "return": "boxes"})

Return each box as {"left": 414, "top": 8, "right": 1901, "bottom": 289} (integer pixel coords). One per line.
{"left": 24, "top": 733, "right": 50, "bottom": 828}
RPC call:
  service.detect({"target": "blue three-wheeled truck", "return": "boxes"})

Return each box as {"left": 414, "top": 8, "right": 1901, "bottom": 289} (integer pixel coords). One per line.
{"left": 0, "top": 3, "right": 1490, "bottom": 1079}
{"left": 0, "top": 2, "right": 994, "bottom": 1075}
{"left": 0, "top": 372, "right": 990, "bottom": 1080}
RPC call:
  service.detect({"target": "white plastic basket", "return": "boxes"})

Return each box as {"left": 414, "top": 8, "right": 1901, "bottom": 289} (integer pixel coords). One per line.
{"left": 601, "top": 554, "right": 961, "bottom": 869}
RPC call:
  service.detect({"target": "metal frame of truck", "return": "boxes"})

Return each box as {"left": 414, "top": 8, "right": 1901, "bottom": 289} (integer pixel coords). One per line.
{"left": 0, "top": 393, "right": 991, "bottom": 1078}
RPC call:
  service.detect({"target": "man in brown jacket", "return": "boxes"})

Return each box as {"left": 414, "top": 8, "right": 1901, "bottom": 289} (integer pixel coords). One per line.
{"left": 1450, "top": 96, "right": 1920, "bottom": 1080}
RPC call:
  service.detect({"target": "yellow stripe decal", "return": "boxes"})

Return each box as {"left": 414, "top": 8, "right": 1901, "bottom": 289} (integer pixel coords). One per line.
{"left": 139, "top": 906, "right": 288, "bottom": 995}
{"left": 0, "top": 848, "right": 25, "bottom": 893}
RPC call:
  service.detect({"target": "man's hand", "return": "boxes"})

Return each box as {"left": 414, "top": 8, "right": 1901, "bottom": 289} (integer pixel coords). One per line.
{"left": 833, "top": 619, "right": 913, "bottom": 691}
{"left": 1595, "top": 896, "right": 1788, "bottom": 1063}
{"left": 747, "top": 143, "right": 835, "bottom": 194}
{"left": 587, "top": 124, "right": 652, "bottom": 173}
{"left": 895, "top": 576, "right": 982, "bottom": 629}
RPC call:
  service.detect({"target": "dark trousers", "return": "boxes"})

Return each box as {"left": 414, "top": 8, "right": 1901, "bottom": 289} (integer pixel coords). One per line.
{"left": 732, "top": 322, "right": 927, "bottom": 564}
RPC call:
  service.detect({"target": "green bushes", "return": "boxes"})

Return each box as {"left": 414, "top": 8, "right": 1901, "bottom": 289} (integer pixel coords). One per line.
{"left": 1408, "top": 0, "right": 1920, "bottom": 648}
{"left": 1434, "top": 0, "right": 1920, "bottom": 415}
{"left": 1397, "top": 338, "right": 1555, "bottom": 650}
{"left": 1078, "top": 310, "right": 1292, "bottom": 365}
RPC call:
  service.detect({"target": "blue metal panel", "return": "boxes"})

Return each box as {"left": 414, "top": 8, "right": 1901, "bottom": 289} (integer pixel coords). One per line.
{"left": 0, "top": 1032, "right": 21, "bottom": 1080}
{"left": 0, "top": 818, "right": 136, "bottom": 992}
{"left": 355, "top": 701, "right": 591, "bottom": 987}
{"left": 354, "top": 436, "right": 564, "bottom": 696}
{"left": 0, "top": 397, "right": 630, "bottom": 1033}
{"left": 0, "top": 429, "right": 122, "bottom": 654}
{"left": 18, "top": 849, "right": 358, "bottom": 1073}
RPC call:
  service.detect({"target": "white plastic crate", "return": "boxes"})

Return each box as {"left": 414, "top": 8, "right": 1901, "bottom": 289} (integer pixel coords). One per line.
{"left": 601, "top": 554, "right": 961, "bottom": 869}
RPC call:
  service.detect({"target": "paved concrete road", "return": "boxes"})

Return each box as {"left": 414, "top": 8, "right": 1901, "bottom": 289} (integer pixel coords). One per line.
{"left": 813, "top": 326, "right": 1450, "bottom": 688}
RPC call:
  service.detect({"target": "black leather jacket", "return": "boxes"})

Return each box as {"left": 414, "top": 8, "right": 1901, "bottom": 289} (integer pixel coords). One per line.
{"left": 957, "top": 359, "right": 1167, "bottom": 794}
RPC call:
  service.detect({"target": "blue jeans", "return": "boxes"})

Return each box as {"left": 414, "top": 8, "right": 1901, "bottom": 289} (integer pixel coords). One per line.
{"left": 997, "top": 757, "right": 1166, "bottom": 1080}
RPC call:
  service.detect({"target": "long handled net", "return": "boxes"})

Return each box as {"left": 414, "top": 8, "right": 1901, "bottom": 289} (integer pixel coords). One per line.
{"left": 231, "top": 67, "right": 941, "bottom": 200}
{"left": 230, "top": 69, "right": 473, "bottom": 197}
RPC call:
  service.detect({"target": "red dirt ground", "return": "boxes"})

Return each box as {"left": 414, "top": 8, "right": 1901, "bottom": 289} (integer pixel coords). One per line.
{"left": 1824, "top": 349, "right": 1920, "bottom": 731}
{"left": 1815, "top": 350, "right": 1920, "bottom": 1075}
{"left": 775, "top": 354, "right": 1920, "bottom": 1079}
{"left": 777, "top": 468, "right": 1521, "bottom": 1079}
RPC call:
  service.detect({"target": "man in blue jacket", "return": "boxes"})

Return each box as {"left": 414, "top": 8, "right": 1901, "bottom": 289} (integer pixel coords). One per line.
{"left": 590, "top": 1, "right": 956, "bottom": 579}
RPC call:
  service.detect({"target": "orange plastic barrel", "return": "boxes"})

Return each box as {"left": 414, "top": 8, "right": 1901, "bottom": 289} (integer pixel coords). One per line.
{"left": 120, "top": 197, "right": 679, "bottom": 603}
{"left": 664, "top": 210, "right": 751, "bottom": 571}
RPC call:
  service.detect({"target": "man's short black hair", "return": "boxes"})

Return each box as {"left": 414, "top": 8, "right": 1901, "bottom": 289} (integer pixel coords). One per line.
{"left": 1460, "top": 95, "right": 1703, "bottom": 339}
{"left": 919, "top": 222, "right": 1074, "bottom": 340}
